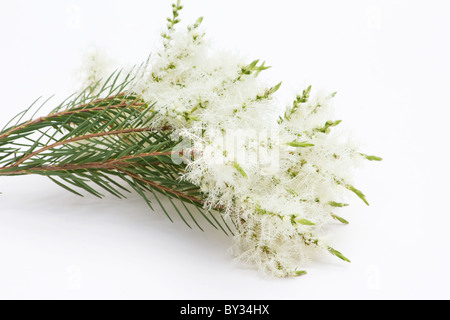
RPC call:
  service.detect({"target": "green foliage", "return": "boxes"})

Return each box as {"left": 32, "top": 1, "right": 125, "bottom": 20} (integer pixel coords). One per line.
{"left": 0, "top": 71, "right": 233, "bottom": 235}
{"left": 329, "top": 201, "right": 349, "bottom": 208}
{"left": 328, "top": 247, "right": 351, "bottom": 263}
{"left": 295, "top": 219, "right": 316, "bottom": 226}
{"left": 360, "top": 153, "right": 383, "bottom": 161}
{"left": 346, "top": 185, "right": 370, "bottom": 206}
{"left": 168, "top": 0, "right": 183, "bottom": 31}
{"left": 0, "top": 0, "right": 381, "bottom": 277}
{"left": 283, "top": 85, "right": 312, "bottom": 121}
{"left": 287, "top": 141, "right": 315, "bottom": 148}
{"left": 293, "top": 270, "right": 307, "bottom": 277}
{"left": 238, "top": 59, "right": 271, "bottom": 80}
{"left": 233, "top": 162, "right": 248, "bottom": 178}
{"left": 331, "top": 214, "right": 349, "bottom": 225}
{"left": 315, "top": 120, "right": 342, "bottom": 134}
{"left": 255, "top": 82, "right": 282, "bottom": 101}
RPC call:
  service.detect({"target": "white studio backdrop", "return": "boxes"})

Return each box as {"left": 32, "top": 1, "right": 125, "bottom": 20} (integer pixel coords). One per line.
{"left": 0, "top": 0, "right": 449, "bottom": 299}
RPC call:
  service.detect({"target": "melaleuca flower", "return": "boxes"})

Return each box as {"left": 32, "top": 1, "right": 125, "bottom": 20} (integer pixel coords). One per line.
{"left": 0, "top": 0, "right": 380, "bottom": 277}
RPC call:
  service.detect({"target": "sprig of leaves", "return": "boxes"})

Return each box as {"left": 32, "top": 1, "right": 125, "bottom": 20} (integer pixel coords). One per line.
{"left": 0, "top": 71, "right": 233, "bottom": 235}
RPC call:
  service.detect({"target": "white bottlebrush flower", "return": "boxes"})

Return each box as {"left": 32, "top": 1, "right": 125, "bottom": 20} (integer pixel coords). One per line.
{"left": 125, "top": 6, "right": 377, "bottom": 276}
{"left": 0, "top": 1, "right": 380, "bottom": 278}
{"left": 78, "top": 46, "right": 116, "bottom": 93}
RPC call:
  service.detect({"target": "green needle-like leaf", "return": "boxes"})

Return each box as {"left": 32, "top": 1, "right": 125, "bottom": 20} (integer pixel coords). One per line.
{"left": 328, "top": 247, "right": 351, "bottom": 263}
{"left": 233, "top": 162, "right": 248, "bottom": 178}
{"left": 293, "top": 270, "right": 307, "bottom": 277}
{"left": 347, "top": 184, "right": 370, "bottom": 206}
{"left": 287, "top": 141, "right": 315, "bottom": 148}
{"left": 296, "top": 218, "right": 316, "bottom": 226}
{"left": 331, "top": 214, "right": 349, "bottom": 225}
{"left": 360, "top": 153, "right": 383, "bottom": 161}
{"left": 329, "top": 201, "right": 349, "bottom": 208}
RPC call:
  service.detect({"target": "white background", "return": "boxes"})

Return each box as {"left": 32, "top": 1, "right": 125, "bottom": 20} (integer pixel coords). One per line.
{"left": 0, "top": 0, "right": 449, "bottom": 300}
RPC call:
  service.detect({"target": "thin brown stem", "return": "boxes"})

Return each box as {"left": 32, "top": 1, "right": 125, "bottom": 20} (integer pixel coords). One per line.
{"left": 118, "top": 168, "right": 205, "bottom": 206}
{"left": 7, "top": 128, "right": 160, "bottom": 168}
{"left": 0, "top": 93, "right": 205, "bottom": 210}
{"left": 75, "top": 92, "right": 126, "bottom": 109}
{"left": 0, "top": 98, "right": 144, "bottom": 141}
{"left": 0, "top": 151, "right": 174, "bottom": 176}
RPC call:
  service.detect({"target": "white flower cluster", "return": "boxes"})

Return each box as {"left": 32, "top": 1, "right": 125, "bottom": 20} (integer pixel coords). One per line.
{"left": 84, "top": 3, "right": 375, "bottom": 277}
